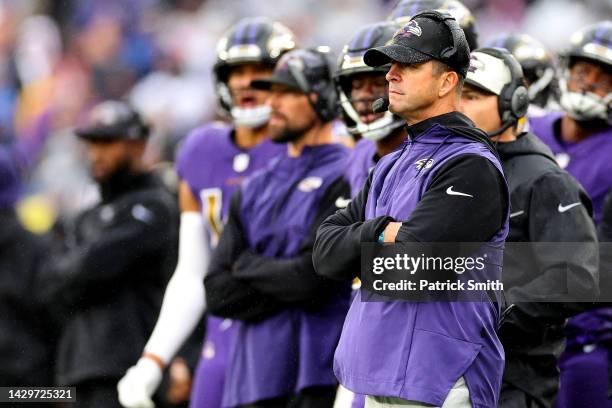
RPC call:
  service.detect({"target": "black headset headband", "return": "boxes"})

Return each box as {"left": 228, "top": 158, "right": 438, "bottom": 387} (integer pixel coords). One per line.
{"left": 475, "top": 47, "right": 529, "bottom": 131}
{"left": 411, "top": 10, "right": 463, "bottom": 61}
{"left": 287, "top": 49, "right": 336, "bottom": 121}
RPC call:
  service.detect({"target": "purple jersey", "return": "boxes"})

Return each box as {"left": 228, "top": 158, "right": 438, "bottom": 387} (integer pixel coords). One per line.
{"left": 176, "top": 122, "right": 285, "bottom": 247}
{"left": 530, "top": 113, "right": 612, "bottom": 408}
{"left": 175, "top": 122, "right": 284, "bottom": 408}
{"left": 344, "top": 138, "right": 377, "bottom": 198}
{"left": 529, "top": 112, "right": 612, "bottom": 224}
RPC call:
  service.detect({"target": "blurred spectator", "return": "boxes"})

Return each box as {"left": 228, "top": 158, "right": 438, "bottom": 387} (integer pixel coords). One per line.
{"left": 37, "top": 101, "right": 178, "bottom": 407}
{"left": 0, "top": 144, "right": 54, "bottom": 387}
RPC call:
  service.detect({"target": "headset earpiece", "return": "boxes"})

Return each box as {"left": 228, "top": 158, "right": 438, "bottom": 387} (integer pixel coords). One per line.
{"left": 511, "top": 85, "right": 529, "bottom": 118}
{"left": 480, "top": 47, "right": 530, "bottom": 123}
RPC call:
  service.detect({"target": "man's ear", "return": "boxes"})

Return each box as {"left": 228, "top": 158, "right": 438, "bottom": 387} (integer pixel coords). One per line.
{"left": 438, "top": 71, "right": 459, "bottom": 98}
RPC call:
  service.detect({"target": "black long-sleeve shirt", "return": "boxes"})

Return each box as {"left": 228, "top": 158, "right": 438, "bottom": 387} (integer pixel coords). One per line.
{"left": 313, "top": 154, "right": 507, "bottom": 281}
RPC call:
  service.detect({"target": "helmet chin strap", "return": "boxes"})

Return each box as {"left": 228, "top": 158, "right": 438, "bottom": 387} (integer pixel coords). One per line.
{"left": 527, "top": 67, "right": 555, "bottom": 102}
{"left": 231, "top": 105, "right": 271, "bottom": 128}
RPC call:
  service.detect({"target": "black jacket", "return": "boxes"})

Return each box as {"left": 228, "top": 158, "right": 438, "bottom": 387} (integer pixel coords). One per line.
{"left": 496, "top": 132, "right": 599, "bottom": 406}
{"left": 39, "top": 172, "right": 178, "bottom": 385}
{"left": 0, "top": 209, "right": 54, "bottom": 386}
{"left": 314, "top": 114, "right": 507, "bottom": 281}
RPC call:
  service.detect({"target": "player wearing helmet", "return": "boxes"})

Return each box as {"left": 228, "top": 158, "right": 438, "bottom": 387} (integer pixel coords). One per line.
{"left": 461, "top": 48, "right": 598, "bottom": 408}
{"left": 530, "top": 21, "right": 611, "bottom": 224}
{"left": 334, "top": 21, "right": 407, "bottom": 408}
{"left": 336, "top": 21, "right": 406, "bottom": 197}
{"left": 487, "top": 33, "right": 559, "bottom": 114}
{"left": 118, "top": 17, "right": 295, "bottom": 408}
{"left": 529, "top": 20, "right": 612, "bottom": 408}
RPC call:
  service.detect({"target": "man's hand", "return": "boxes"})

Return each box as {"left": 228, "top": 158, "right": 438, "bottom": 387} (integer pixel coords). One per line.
{"left": 383, "top": 222, "right": 402, "bottom": 242}
{"left": 117, "top": 357, "right": 163, "bottom": 408}
{"left": 166, "top": 358, "right": 192, "bottom": 405}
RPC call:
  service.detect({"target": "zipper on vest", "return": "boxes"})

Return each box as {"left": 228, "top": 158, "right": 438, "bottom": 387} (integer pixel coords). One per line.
{"left": 378, "top": 140, "right": 412, "bottom": 206}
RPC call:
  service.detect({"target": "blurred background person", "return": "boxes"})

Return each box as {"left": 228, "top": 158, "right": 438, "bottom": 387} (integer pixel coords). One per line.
{"left": 486, "top": 33, "right": 560, "bottom": 116}
{"left": 118, "top": 17, "right": 295, "bottom": 408}
{"left": 528, "top": 20, "right": 612, "bottom": 408}
{"left": 38, "top": 100, "right": 179, "bottom": 408}
{"left": 529, "top": 21, "right": 611, "bottom": 225}
{"left": 336, "top": 21, "right": 406, "bottom": 197}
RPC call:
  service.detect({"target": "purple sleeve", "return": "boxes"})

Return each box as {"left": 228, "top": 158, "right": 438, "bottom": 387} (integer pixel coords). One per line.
{"left": 175, "top": 129, "right": 200, "bottom": 183}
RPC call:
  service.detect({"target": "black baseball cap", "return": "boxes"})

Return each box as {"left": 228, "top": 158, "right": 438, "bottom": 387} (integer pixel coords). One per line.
{"left": 364, "top": 10, "right": 471, "bottom": 77}
{"left": 250, "top": 48, "right": 332, "bottom": 93}
{"left": 75, "top": 101, "right": 149, "bottom": 141}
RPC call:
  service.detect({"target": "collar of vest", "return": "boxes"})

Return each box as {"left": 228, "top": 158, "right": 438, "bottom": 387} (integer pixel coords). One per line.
{"left": 406, "top": 111, "right": 500, "bottom": 159}
{"left": 405, "top": 112, "right": 474, "bottom": 139}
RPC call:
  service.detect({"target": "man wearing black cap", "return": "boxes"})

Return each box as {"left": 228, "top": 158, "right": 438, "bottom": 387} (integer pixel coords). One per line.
{"left": 204, "top": 48, "right": 351, "bottom": 407}
{"left": 39, "top": 101, "right": 178, "bottom": 408}
{"left": 313, "top": 11, "right": 509, "bottom": 408}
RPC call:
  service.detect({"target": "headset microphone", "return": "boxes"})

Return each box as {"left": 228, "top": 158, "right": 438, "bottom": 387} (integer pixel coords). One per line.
{"left": 372, "top": 97, "right": 390, "bottom": 114}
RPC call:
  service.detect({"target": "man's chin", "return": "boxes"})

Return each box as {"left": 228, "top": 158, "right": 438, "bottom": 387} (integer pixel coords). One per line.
{"left": 92, "top": 174, "right": 107, "bottom": 184}
{"left": 267, "top": 126, "right": 283, "bottom": 143}
{"left": 90, "top": 168, "right": 110, "bottom": 184}
{"left": 388, "top": 103, "right": 400, "bottom": 115}
{"left": 272, "top": 128, "right": 305, "bottom": 144}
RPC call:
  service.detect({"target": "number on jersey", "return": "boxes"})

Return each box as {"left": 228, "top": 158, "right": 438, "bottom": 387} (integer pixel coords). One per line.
{"left": 200, "top": 188, "right": 223, "bottom": 247}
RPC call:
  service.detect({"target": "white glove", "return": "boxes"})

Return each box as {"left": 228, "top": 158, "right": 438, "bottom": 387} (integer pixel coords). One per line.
{"left": 117, "top": 357, "right": 163, "bottom": 408}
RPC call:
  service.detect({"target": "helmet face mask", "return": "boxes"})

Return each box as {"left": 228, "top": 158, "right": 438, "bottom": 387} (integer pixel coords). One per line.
{"left": 558, "top": 22, "right": 612, "bottom": 125}
{"left": 222, "top": 62, "right": 275, "bottom": 128}
{"left": 336, "top": 22, "right": 405, "bottom": 141}
{"left": 559, "top": 84, "right": 612, "bottom": 124}
{"left": 337, "top": 71, "right": 403, "bottom": 141}
{"left": 213, "top": 17, "right": 297, "bottom": 128}
{"left": 559, "top": 59, "right": 612, "bottom": 125}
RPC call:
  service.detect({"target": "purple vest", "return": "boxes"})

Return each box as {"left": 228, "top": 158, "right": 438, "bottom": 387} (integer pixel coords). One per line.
{"left": 223, "top": 144, "right": 351, "bottom": 407}
{"left": 334, "top": 126, "right": 509, "bottom": 408}
{"left": 345, "top": 138, "right": 377, "bottom": 198}
{"left": 175, "top": 122, "right": 284, "bottom": 247}
{"left": 529, "top": 112, "right": 612, "bottom": 224}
